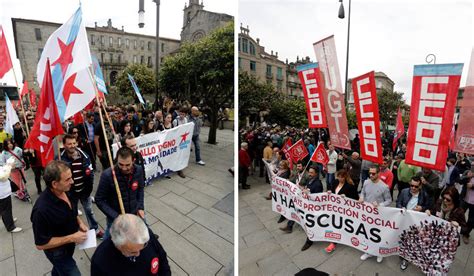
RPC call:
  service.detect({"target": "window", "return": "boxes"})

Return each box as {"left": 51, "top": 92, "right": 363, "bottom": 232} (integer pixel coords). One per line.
{"left": 34, "top": 28, "right": 42, "bottom": 40}
{"left": 238, "top": 57, "right": 241, "bottom": 69}
{"left": 266, "top": 65, "right": 272, "bottom": 75}
{"left": 126, "top": 39, "right": 130, "bottom": 49}
{"left": 100, "top": 35, "right": 104, "bottom": 46}
{"left": 90, "top": 34, "right": 95, "bottom": 45}
{"left": 109, "top": 37, "right": 113, "bottom": 46}
{"left": 249, "top": 43, "right": 256, "bottom": 55}
{"left": 160, "top": 57, "right": 164, "bottom": 64}
{"left": 101, "top": 53, "right": 105, "bottom": 62}
{"left": 241, "top": 38, "right": 248, "bottom": 53}
{"left": 133, "top": 55, "right": 137, "bottom": 63}
{"left": 238, "top": 38, "right": 241, "bottom": 52}
{"left": 140, "top": 56, "right": 144, "bottom": 64}
{"left": 161, "top": 43, "right": 165, "bottom": 52}
{"left": 134, "top": 40, "right": 137, "bottom": 49}
{"left": 250, "top": 60, "right": 256, "bottom": 71}
{"left": 110, "top": 53, "right": 113, "bottom": 63}
{"left": 118, "top": 38, "right": 122, "bottom": 47}
{"left": 148, "top": 41, "right": 152, "bottom": 51}
{"left": 277, "top": 67, "right": 283, "bottom": 80}
{"left": 118, "top": 54, "right": 121, "bottom": 64}
{"left": 37, "top": 48, "right": 43, "bottom": 61}
{"left": 376, "top": 80, "right": 382, "bottom": 89}
{"left": 147, "top": 56, "right": 152, "bottom": 67}
{"left": 140, "top": 40, "right": 144, "bottom": 50}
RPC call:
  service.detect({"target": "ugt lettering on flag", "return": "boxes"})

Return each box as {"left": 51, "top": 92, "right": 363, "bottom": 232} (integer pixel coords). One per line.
{"left": 128, "top": 74, "right": 145, "bottom": 105}
{"left": 297, "top": 63, "right": 327, "bottom": 128}
{"left": 405, "top": 63, "right": 463, "bottom": 171}
{"left": 36, "top": 6, "right": 95, "bottom": 122}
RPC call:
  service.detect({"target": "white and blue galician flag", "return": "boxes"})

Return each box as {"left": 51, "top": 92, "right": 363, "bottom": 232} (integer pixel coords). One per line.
{"left": 92, "top": 56, "right": 107, "bottom": 94}
{"left": 36, "top": 6, "right": 95, "bottom": 122}
{"left": 127, "top": 73, "right": 145, "bottom": 105}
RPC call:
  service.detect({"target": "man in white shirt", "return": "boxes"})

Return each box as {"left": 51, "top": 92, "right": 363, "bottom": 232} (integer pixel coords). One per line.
{"left": 326, "top": 143, "right": 338, "bottom": 190}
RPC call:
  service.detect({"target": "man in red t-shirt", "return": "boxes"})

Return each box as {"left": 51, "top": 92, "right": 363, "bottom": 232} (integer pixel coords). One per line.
{"left": 239, "top": 142, "right": 251, "bottom": 189}
{"left": 379, "top": 158, "right": 394, "bottom": 190}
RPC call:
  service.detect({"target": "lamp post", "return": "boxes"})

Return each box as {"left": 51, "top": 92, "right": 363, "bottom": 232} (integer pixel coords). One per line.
{"left": 138, "top": 0, "right": 161, "bottom": 109}
{"left": 338, "top": 0, "right": 351, "bottom": 105}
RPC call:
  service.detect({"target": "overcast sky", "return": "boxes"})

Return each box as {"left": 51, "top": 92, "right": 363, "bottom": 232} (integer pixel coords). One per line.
{"left": 0, "top": 0, "right": 235, "bottom": 86}
{"left": 240, "top": 0, "right": 473, "bottom": 103}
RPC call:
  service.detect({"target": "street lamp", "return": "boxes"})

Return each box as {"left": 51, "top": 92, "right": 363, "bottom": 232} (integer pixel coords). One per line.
{"left": 338, "top": 0, "right": 351, "bottom": 104}
{"left": 138, "top": 0, "right": 161, "bottom": 109}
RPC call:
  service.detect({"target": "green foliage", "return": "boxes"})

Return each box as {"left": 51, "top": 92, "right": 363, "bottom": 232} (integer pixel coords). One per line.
{"left": 376, "top": 89, "right": 407, "bottom": 130}
{"left": 159, "top": 22, "right": 234, "bottom": 144}
{"left": 238, "top": 72, "right": 280, "bottom": 117}
{"left": 346, "top": 109, "right": 358, "bottom": 129}
{"left": 115, "top": 64, "right": 156, "bottom": 104}
{"left": 267, "top": 98, "right": 308, "bottom": 128}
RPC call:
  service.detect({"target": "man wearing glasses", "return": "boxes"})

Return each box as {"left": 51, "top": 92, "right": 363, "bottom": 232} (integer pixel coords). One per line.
{"left": 359, "top": 165, "right": 392, "bottom": 263}
{"left": 396, "top": 175, "right": 433, "bottom": 270}
{"left": 91, "top": 214, "right": 171, "bottom": 275}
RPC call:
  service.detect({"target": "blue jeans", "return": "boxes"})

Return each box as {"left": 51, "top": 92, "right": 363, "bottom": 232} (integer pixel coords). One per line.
{"left": 326, "top": 173, "right": 335, "bottom": 191}
{"left": 44, "top": 246, "right": 81, "bottom": 276}
{"left": 70, "top": 195, "right": 98, "bottom": 231}
{"left": 192, "top": 135, "right": 202, "bottom": 162}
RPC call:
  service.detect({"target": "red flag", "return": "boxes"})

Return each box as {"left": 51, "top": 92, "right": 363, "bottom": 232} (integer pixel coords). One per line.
{"left": 310, "top": 143, "right": 329, "bottom": 165}
{"left": 19, "top": 81, "right": 29, "bottom": 98}
{"left": 72, "top": 112, "right": 84, "bottom": 125}
{"left": 281, "top": 138, "right": 293, "bottom": 154}
{"left": 297, "top": 63, "right": 327, "bottom": 128}
{"left": 0, "top": 25, "right": 13, "bottom": 79}
{"left": 287, "top": 139, "right": 309, "bottom": 163}
{"left": 393, "top": 107, "right": 405, "bottom": 151}
{"left": 352, "top": 71, "right": 383, "bottom": 164}
{"left": 29, "top": 89, "right": 37, "bottom": 107}
{"left": 405, "top": 63, "right": 462, "bottom": 171}
{"left": 24, "top": 59, "right": 64, "bottom": 167}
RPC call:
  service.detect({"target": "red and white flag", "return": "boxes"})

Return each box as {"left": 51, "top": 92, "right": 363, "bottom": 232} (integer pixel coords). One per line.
{"left": 297, "top": 63, "right": 327, "bottom": 128}
{"left": 310, "top": 143, "right": 329, "bottom": 165}
{"left": 393, "top": 107, "right": 405, "bottom": 151}
{"left": 29, "top": 89, "right": 37, "bottom": 107}
{"left": 19, "top": 81, "right": 29, "bottom": 99}
{"left": 0, "top": 25, "right": 13, "bottom": 79}
{"left": 313, "top": 35, "right": 351, "bottom": 150}
{"left": 24, "top": 59, "right": 64, "bottom": 167}
{"left": 405, "top": 63, "right": 463, "bottom": 171}
{"left": 281, "top": 138, "right": 293, "bottom": 154}
{"left": 454, "top": 48, "right": 474, "bottom": 154}
{"left": 352, "top": 71, "right": 383, "bottom": 164}
{"left": 287, "top": 139, "right": 309, "bottom": 163}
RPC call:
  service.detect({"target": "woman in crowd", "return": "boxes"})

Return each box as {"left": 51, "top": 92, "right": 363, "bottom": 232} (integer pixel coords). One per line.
{"left": 272, "top": 160, "right": 291, "bottom": 222}
{"left": 325, "top": 169, "right": 358, "bottom": 253}
{"left": 0, "top": 157, "right": 22, "bottom": 233}
{"left": 141, "top": 118, "right": 155, "bottom": 135}
{"left": 119, "top": 120, "right": 135, "bottom": 141}
{"left": 160, "top": 113, "right": 174, "bottom": 131}
{"left": 1, "top": 139, "right": 28, "bottom": 201}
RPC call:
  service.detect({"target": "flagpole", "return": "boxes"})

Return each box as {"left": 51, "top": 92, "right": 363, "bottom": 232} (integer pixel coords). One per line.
{"left": 100, "top": 103, "right": 121, "bottom": 145}
{"left": 10, "top": 70, "right": 31, "bottom": 138}
{"left": 87, "top": 66, "right": 125, "bottom": 215}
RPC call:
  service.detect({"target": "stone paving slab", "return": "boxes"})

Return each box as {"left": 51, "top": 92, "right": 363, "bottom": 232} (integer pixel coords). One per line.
{"left": 1, "top": 127, "right": 234, "bottom": 275}
{"left": 239, "top": 171, "right": 474, "bottom": 275}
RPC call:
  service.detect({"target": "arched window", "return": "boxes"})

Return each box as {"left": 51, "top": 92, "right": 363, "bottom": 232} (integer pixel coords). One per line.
{"left": 249, "top": 43, "right": 256, "bottom": 55}
{"left": 110, "top": 71, "right": 118, "bottom": 85}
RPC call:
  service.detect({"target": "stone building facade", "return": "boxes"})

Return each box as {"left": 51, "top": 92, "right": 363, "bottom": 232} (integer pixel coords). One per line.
{"left": 346, "top": 71, "right": 395, "bottom": 110}
{"left": 12, "top": 18, "right": 180, "bottom": 91}
{"left": 238, "top": 25, "right": 287, "bottom": 93}
{"left": 180, "top": 0, "right": 233, "bottom": 43}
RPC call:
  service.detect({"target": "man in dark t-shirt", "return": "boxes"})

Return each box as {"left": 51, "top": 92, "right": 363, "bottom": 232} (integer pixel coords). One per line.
{"left": 91, "top": 214, "right": 171, "bottom": 276}
{"left": 94, "top": 120, "right": 114, "bottom": 170}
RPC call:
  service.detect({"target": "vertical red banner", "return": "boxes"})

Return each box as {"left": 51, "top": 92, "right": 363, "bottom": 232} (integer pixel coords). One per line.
{"left": 297, "top": 63, "right": 327, "bottom": 128}
{"left": 406, "top": 63, "right": 463, "bottom": 171}
{"left": 352, "top": 71, "right": 383, "bottom": 164}
{"left": 313, "top": 35, "right": 351, "bottom": 150}
{"left": 454, "top": 49, "right": 474, "bottom": 154}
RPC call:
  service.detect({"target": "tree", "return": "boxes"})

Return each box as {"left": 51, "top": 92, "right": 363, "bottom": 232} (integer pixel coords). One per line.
{"left": 238, "top": 72, "right": 281, "bottom": 126}
{"left": 267, "top": 98, "right": 307, "bottom": 128}
{"left": 115, "top": 64, "right": 156, "bottom": 106}
{"left": 376, "top": 89, "right": 407, "bottom": 131}
{"left": 160, "top": 22, "right": 234, "bottom": 144}
{"left": 346, "top": 109, "right": 357, "bottom": 129}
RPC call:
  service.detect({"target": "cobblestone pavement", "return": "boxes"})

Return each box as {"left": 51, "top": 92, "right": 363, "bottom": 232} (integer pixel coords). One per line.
{"left": 239, "top": 171, "right": 474, "bottom": 276}
{"left": 0, "top": 127, "right": 234, "bottom": 276}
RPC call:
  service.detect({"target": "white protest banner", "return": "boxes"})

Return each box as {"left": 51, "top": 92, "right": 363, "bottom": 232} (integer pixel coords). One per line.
{"left": 266, "top": 162, "right": 459, "bottom": 274}
{"left": 113, "top": 123, "right": 194, "bottom": 184}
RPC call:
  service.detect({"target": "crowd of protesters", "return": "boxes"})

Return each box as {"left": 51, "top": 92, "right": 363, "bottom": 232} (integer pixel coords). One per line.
{"left": 239, "top": 123, "right": 474, "bottom": 271}
{"left": 0, "top": 97, "right": 208, "bottom": 275}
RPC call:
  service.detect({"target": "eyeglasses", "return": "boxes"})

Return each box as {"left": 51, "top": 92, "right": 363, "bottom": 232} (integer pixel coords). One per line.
{"left": 72, "top": 131, "right": 78, "bottom": 134}
{"left": 369, "top": 172, "right": 377, "bottom": 176}
{"left": 443, "top": 197, "right": 452, "bottom": 202}
{"left": 410, "top": 185, "right": 420, "bottom": 189}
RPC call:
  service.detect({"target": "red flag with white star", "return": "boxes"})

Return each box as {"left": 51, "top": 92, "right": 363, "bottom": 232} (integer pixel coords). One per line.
{"left": 25, "top": 59, "right": 64, "bottom": 167}
{"left": 0, "top": 25, "right": 13, "bottom": 79}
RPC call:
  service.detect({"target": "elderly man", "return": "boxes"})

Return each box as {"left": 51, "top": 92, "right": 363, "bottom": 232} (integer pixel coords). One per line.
{"left": 31, "top": 161, "right": 88, "bottom": 276}
{"left": 153, "top": 111, "right": 164, "bottom": 131}
{"left": 91, "top": 214, "right": 171, "bottom": 275}
{"left": 342, "top": 151, "right": 361, "bottom": 190}
{"left": 188, "top": 106, "right": 205, "bottom": 165}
